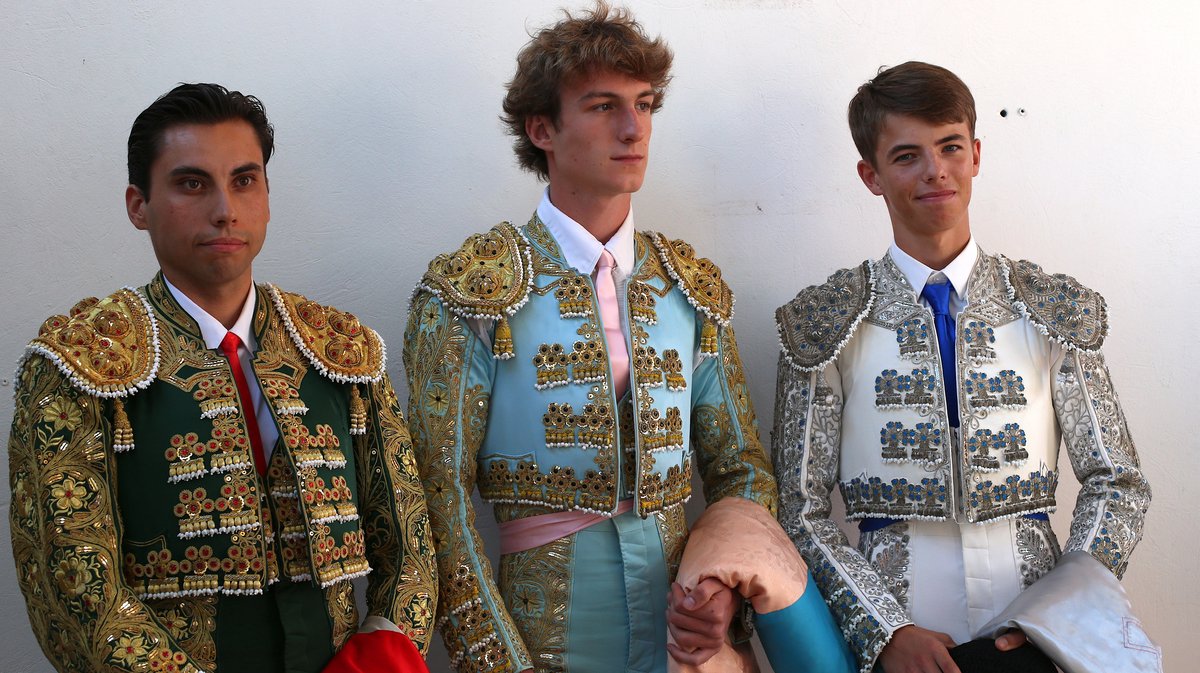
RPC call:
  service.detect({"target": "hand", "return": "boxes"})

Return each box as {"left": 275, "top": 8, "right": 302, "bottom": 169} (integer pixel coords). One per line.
{"left": 879, "top": 624, "right": 961, "bottom": 673}
{"left": 994, "top": 628, "right": 1027, "bottom": 651}
{"left": 665, "top": 578, "right": 738, "bottom": 666}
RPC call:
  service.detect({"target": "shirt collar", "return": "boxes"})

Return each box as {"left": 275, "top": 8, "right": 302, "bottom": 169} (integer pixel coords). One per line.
{"left": 163, "top": 275, "right": 258, "bottom": 352}
{"left": 537, "top": 187, "right": 636, "bottom": 276}
{"left": 888, "top": 236, "right": 978, "bottom": 297}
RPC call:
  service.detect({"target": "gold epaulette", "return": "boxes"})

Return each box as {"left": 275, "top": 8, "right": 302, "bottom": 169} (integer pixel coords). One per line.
{"left": 650, "top": 232, "right": 735, "bottom": 327}
{"left": 268, "top": 285, "right": 386, "bottom": 384}
{"left": 775, "top": 261, "right": 875, "bottom": 372}
{"left": 413, "top": 222, "right": 534, "bottom": 359}
{"left": 25, "top": 287, "right": 161, "bottom": 398}
{"left": 998, "top": 255, "right": 1108, "bottom": 352}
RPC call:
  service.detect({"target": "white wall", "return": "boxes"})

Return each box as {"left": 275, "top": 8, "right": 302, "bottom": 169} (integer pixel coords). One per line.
{"left": 2, "top": 1, "right": 1195, "bottom": 671}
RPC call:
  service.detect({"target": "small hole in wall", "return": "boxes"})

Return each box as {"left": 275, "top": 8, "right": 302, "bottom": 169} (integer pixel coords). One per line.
{"left": 1018, "top": 108, "right": 1027, "bottom": 116}
{"left": 1000, "top": 109, "right": 1008, "bottom": 117}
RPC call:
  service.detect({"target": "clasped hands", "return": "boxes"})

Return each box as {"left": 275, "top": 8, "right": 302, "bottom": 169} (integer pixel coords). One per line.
{"left": 665, "top": 577, "right": 739, "bottom": 666}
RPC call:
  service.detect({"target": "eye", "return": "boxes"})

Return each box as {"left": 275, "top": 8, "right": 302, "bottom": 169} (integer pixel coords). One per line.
{"left": 943, "top": 144, "right": 962, "bottom": 153}
{"left": 181, "top": 178, "right": 203, "bottom": 191}
{"left": 893, "top": 152, "right": 917, "bottom": 163}
{"left": 593, "top": 102, "right": 614, "bottom": 112}
{"left": 636, "top": 100, "right": 653, "bottom": 112}
{"left": 234, "top": 174, "right": 256, "bottom": 188}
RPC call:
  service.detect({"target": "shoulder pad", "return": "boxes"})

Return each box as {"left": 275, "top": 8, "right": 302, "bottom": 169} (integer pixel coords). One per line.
{"left": 268, "top": 285, "right": 386, "bottom": 384}
{"left": 415, "top": 222, "right": 534, "bottom": 321}
{"left": 25, "top": 287, "right": 160, "bottom": 398}
{"left": 776, "top": 261, "right": 875, "bottom": 371}
{"left": 998, "top": 256, "right": 1108, "bottom": 352}
{"left": 650, "top": 232, "right": 734, "bottom": 326}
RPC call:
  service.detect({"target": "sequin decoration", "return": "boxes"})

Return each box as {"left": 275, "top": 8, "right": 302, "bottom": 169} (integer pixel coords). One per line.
{"left": 776, "top": 261, "right": 873, "bottom": 371}
{"left": 1001, "top": 256, "right": 1108, "bottom": 352}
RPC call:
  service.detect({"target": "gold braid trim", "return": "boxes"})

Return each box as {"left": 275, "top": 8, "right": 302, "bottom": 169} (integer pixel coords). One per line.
{"left": 268, "top": 285, "right": 386, "bottom": 384}
{"left": 649, "top": 232, "right": 735, "bottom": 327}
{"left": 25, "top": 287, "right": 161, "bottom": 399}
{"left": 413, "top": 222, "right": 535, "bottom": 359}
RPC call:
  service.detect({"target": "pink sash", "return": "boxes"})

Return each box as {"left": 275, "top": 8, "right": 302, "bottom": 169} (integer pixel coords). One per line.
{"left": 499, "top": 499, "right": 634, "bottom": 555}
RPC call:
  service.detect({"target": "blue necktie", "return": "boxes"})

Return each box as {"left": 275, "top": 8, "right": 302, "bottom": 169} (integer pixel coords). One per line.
{"left": 921, "top": 281, "right": 959, "bottom": 428}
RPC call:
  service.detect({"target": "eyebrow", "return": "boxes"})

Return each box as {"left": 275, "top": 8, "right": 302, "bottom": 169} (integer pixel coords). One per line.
{"left": 885, "top": 134, "right": 969, "bottom": 158}
{"left": 167, "top": 162, "right": 263, "bottom": 180}
{"left": 578, "top": 89, "right": 657, "bottom": 103}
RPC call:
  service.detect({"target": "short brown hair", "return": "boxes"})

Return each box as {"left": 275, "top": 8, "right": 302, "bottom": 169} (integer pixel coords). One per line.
{"left": 848, "top": 61, "right": 976, "bottom": 166}
{"left": 502, "top": 1, "right": 673, "bottom": 180}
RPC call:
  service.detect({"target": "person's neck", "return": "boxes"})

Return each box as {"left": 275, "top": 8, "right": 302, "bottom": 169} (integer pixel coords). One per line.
{"left": 548, "top": 187, "right": 630, "bottom": 244}
{"left": 894, "top": 226, "right": 971, "bottom": 271}
{"left": 166, "top": 273, "right": 251, "bottom": 329}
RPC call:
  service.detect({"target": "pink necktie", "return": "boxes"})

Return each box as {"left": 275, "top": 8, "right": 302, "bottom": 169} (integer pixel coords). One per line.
{"left": 219, "top": 332, "right": 267, "bottom": 475}
{"left": 594, "top": 250, "right": 629, "bottom": 399}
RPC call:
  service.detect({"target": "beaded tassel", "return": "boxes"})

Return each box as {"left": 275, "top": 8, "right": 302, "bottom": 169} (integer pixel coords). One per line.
{"left": 349, "top": 385, "right": 367, "bottom": 435}
{"left": 699, "top": 320, "right": 719, "bottom": 358}
{"left": 493, "top": 316, "right": 515, "bottom": 359}
{"left": 112, "top": 398, "right": 135, "bottom": 451}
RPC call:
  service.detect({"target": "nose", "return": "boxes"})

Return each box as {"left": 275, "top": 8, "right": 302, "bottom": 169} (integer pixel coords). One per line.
{"left": 211, "top": 185, "right": 237, "bottom": 226}
{"left": 618, "top": 105, "right": 648, "bottom": 143}
{"left": 924, "top": 152, "right": 947, "bottom": 182}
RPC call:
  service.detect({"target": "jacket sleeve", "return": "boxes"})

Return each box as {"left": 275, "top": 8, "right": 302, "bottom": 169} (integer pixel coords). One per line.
{"left": 690, "top": 325, "right": 778, "bottom": 515}
{"left": 1051, "top": 348, "right": 1150, "bottom": 578}
{"left": 8, "top": 355, "right": 207, "bottom": 672}
{"left": 771, "top": 353, "right": 912, "bottom": 673}
{"left": 402, "top": 291, "right": 531, "bottom": 673}
{"left": 355, "top": 372, "right": 438, "bottom": 653}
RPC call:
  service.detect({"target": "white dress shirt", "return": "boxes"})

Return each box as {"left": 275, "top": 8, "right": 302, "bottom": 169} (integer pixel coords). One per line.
{"left": 538, "top": 187, "right": 636, "bottom": 343}
{"left": 164, "top": 276, "right": 279, "bottom": 456}
{"left": 888, "top": 237, "right": 979, "bottom": 317}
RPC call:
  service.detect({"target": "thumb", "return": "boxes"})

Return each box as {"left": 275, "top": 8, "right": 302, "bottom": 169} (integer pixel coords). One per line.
{"left": 683, "top": 577, "right": 727, "bottom": 610}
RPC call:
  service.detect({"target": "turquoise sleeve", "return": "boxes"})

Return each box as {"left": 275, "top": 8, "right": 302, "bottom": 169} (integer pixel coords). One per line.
{"left": 755, "top": 571, "right": 857, "bottom": 673}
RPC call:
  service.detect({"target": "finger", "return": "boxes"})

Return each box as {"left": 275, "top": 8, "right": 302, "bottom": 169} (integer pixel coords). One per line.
{"left": 667, "top": 642, "right": 721, "bottom": 666}
{"left": 995, "top": 630, "right": 1027, "bottom": 651}
{"left": 932, "top": 630, "right": 957, "bottom": 649}
{"left": 683, "top": 577, "right": 726, "bottom": 610}
{"left": 666, "top": 611, "right": 725, "bottom": 647}
{"left": 667, "top": 582, "right": 688, "bottom": 610}
{"left": 933, "top": 643, "right": 962, "bottom": 673}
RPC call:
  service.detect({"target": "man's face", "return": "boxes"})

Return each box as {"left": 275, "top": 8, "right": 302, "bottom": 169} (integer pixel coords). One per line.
{"left": 530, "top": 70, "right": 655, "bottom": 201}
{"left": 857, "top": 113, "right": 980, "bottom": 243}
{"left": 126, "top": 120, "right": 269, "bottom": 298}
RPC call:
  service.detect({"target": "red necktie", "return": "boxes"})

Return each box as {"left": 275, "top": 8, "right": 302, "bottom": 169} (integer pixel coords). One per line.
{"left": 219, "top": 332, "right": 267, "bottom": 475}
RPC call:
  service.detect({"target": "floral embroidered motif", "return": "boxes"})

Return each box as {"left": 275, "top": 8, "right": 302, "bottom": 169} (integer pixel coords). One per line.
{"left": 1015, "top": 517, "right": 1060, "bottom": 589}
{"left": 964, "top": 369, "right": 1027, "bottom": 410}
{"left": 554, "top": 274, "right": 594, "bottom": 318}
{"left": 859, "top": 522, "right": 911, "bottom": 610}
{"left": 895, "top": 318, "right": 931, "bottom": 359}
{"left": 841, "top": 475, "right": 949, "bottom": 519}
{"left": 962, "top": 321, "right": 997, "bottom": 362}
{"left": 499, "top": 535, "right": 572, "bottom": 672}
{"left": 661, "top": 349, "right": 686, "bottom": 391}
{"left": 532, "top": 344, "right": 570, "bottom": 389}
{"left": 965, "top": 470, "right": 1057, "bottom": 522}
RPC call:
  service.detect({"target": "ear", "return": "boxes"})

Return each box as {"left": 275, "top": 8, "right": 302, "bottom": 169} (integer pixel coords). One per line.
{"left": 857, "top": 159, "right": 885, "bottom": 196}
{"left": 525, "top": 114, "right": 555, "bottom": 153}
{"left": 971, "top": 137, "right": 982, "bottom": 177}
{"left": 126, "top": 185, "right": 149, "bottom": 230}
